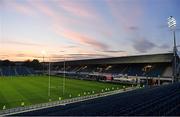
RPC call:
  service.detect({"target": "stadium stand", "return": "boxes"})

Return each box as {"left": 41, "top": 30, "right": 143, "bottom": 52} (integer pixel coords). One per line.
{"left": 0, "top": 66, "right": 35, "bottom": 76}
{"left": 15, "top": 83, "right": 180, "bottom": 116}
{"left": 0, "top": 59, "right": 41, "bottom": 76}
{"left": 52, "top": 53, "right": 179, "bottom": 83}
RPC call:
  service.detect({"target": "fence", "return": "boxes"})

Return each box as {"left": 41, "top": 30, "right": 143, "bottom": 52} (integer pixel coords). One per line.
{"left": 0, "top": 86, "right": 137, "bottom": 116}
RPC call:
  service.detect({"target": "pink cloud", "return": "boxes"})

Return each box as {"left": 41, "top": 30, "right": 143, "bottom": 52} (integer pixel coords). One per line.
{"left": 27, "top": 1, "right": 112, "bottom": 44}
{"left": 29, "top": 1, "right": 55, "bottom": 18}
{"left": 29, "top": 1, "right": 80, "bottom": 28}
{"left": 6, "top": 1, "right": 35, "bottom": 16}
{"left": 106, "top": 0, "right": 142, "bottom": 32}
{"left": 54, "top": 1, "right": 115, "bottom": 40}
{"left": 54, "top": 27, "right": 108, "bottom": 50}
{"left": 56, "top": 0, "right": 112, "bottom": 29}
{"left": 57, "top": 1, "right": 96, "bottom": 19}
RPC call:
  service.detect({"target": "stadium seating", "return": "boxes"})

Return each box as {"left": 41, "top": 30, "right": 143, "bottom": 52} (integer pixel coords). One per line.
{"left": 0, "top": 66, "right": 35, "bottom": 76}
{"left": 146, "top": 64, "right": 167, "bottom": 77}
{"left": 56, "top": 63, "right": 171, "bottom": 80}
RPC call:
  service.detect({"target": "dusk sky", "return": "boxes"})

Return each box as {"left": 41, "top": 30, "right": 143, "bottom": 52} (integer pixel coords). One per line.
{"left": 0, "top": 0, "right": 180, "bottom": 61}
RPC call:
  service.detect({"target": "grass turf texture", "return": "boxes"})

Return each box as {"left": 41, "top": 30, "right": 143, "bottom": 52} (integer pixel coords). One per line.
{"left": 0, "top": 75, "right": 124, "bottom": 110}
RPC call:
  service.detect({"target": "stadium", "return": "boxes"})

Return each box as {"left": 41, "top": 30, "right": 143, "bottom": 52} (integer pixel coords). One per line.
{"left": 1, "top": 0, "right": 180, "bottom": 116}
{"left": 0, "top": 52, "right": 180, "bottom": 116}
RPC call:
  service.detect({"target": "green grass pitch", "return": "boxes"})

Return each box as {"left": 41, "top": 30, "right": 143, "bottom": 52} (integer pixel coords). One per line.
{"left": 0, "top": 75, "right": 124, "bottom": 110}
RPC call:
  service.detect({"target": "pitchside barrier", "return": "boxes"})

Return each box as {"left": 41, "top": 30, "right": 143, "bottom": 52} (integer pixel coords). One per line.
{"left": 0, "top": 86, "right": 138, "bottom": 116}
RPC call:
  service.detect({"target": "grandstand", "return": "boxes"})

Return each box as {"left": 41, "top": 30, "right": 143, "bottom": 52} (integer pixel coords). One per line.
{"left": 0, "top": 60, "right": 39, "bottom": 76}
{"left": 52, "top": 53, "right": 180, "bottom": 84}
{"left": 0, "top": 66, "right": 35, "bottom": 76}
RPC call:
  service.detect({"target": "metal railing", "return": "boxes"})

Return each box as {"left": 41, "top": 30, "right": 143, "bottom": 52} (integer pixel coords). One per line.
{"left": 0, "top": 87, "right": 137, "bottom": 116}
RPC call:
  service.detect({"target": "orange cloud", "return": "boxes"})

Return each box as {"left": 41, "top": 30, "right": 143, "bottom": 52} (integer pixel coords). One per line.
{"left": 0, "top": 50, "right": 39, "bottom": 61}
{"left": 2, "top": 40, "right": 44, "bottom": 46}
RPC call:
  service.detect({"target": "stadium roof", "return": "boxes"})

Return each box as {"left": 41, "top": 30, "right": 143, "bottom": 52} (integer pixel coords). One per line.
{"left": 54, "top": 53, "right": 174, "bottom": 65}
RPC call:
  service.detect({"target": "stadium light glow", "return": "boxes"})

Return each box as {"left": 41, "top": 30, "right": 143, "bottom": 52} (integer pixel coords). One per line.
{"left": 41, "top": 50, "right": 46, "bottom": 55}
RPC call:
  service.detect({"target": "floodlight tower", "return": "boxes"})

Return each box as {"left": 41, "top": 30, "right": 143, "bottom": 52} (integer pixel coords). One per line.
{"left": 168, "top": 16, "right": 177, "bottom": 83}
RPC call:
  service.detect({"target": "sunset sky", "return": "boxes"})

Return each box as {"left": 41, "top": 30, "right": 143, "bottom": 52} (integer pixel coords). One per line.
{"left": 0, "top": 0, "right": 180, "bottom": 61}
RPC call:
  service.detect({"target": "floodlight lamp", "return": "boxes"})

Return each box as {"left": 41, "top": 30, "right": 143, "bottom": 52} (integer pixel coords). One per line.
{"left": 168, "top": 16, "right": 176, "bottom": 28}
{"left": 41, "top": 50, "right": 46, "bottom": 55}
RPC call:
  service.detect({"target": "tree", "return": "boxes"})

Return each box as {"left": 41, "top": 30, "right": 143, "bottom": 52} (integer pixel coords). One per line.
{"left": 1, "top": 60, "right": 15, "bottom": 66}
{"left": 23, "top": 60, "right": 31, "bottom": 67}
{"left": 31, "top": 59, "right": 42, "bottom": 70}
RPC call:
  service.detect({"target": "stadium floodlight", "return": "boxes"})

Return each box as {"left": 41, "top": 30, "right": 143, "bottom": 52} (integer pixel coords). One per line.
{"left": 168, "top": 16, "right": 177, "bottom": 83}
{"left": 41, "top": 50, "right": 46, "bottom": 55}
{"left": 168, "top": 16, "right": 176, "bottom": 29}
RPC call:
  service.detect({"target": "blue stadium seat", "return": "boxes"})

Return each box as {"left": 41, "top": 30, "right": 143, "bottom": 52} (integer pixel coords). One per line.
{"left": 0, "top": 66, "right": 35, "bottom": 76}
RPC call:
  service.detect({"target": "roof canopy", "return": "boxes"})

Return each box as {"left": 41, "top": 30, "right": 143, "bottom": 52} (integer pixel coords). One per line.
{"left": 55, "top": 53, "right": 174, "bottom": 65}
